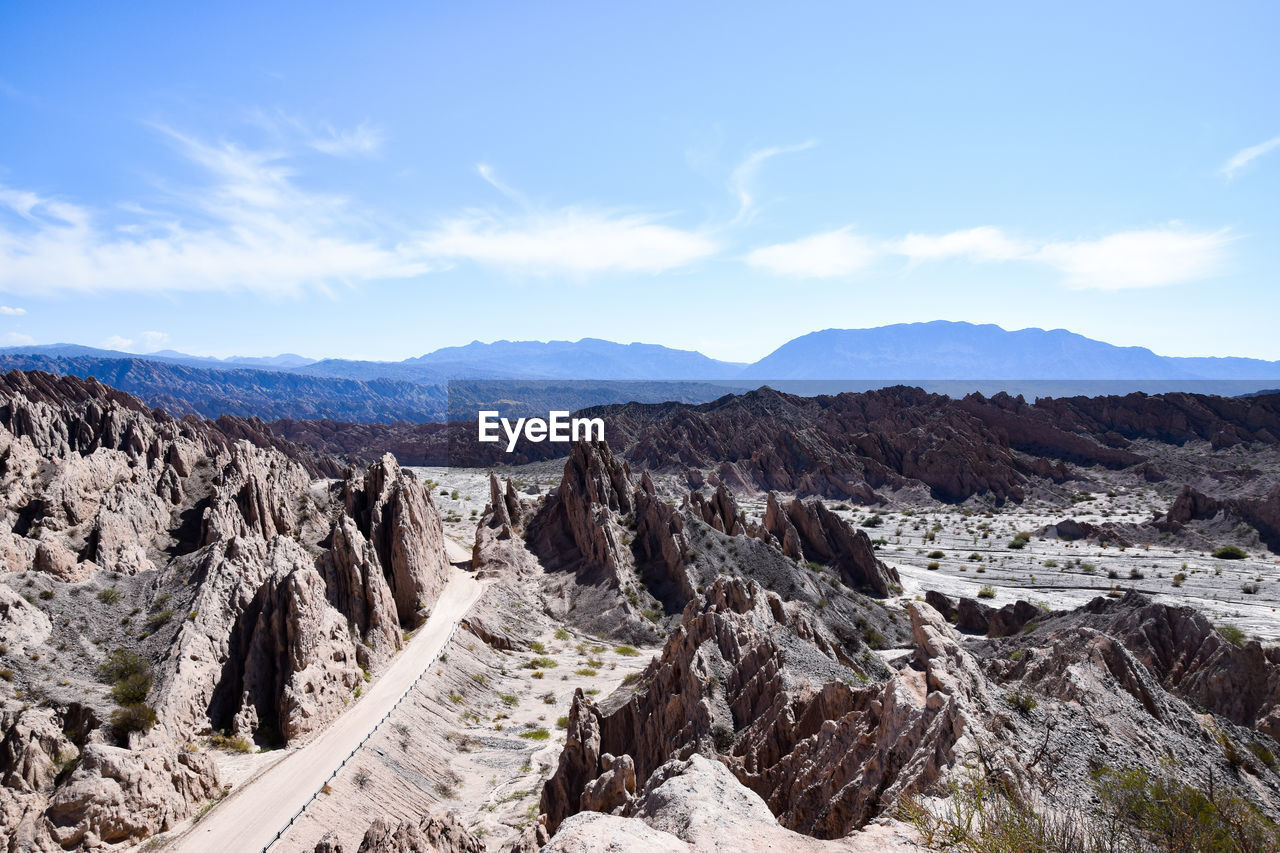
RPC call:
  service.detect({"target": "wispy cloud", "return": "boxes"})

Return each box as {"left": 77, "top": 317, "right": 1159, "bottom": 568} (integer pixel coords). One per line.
{"left": 0, "top": 305, "right": 26, "bottom": 316}
{"left": 1220, "top": 134, "right": 1280, "bottom": 179}
{"left": 746, "top": 227, "right": 878, "bottom": 278}
{"left": 2, "top": 332, "right": 34, "bottom": 346}
{"left": 748, "top": 224, "right": 1230, "bottom": 289}
{"left": 419, "top": 209, "right": 717, "bottom": 275}
{"left": 306, "top": 120, "right": 386, "bottom": 157}
{"left": 476, "top": 163, "right": 532, "bottom": 209}
{"left": 728, "top": 140, "right": 816, "bottom": 225}
{"left": 101, "top": 330, "right": 169, "bottom": 352}
{"left": 0, "top": 128, "right": 427, "bottom": 296}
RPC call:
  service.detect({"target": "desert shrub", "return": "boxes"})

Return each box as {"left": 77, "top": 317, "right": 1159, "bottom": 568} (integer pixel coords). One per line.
{"left": 499, "top": 693, "right": 519, "bottom": 707}
{"left": 210, "top": 731, "right": 254, "bottom": 753}
{"left": 98, "top": 648, "right": 150, "bottom": 686}
{"left": 1213, "top": 545, "right": 1248, "bottom": 560}
{"left": 528, "top": 641, "right": 547, "bottom": 654}
{"left": 1094, "top": 764, "right": 1280, "bottom": 851}
{"left": 1004, "top": 690, "right": 1037, "bottom": 714}
{"left": 97, "top": 587, "right": 122, "bottom": 604}
{"left": 927, "top": 561, "right": 940, "bottom": 570}
{"left": 968, "top": 553, "right": 983, "bottom": 562}
{"left": 555, "top": 716, "right": 570, "bottom": 730}
{"left": 978, "top": 585, "right": 996, "bottom": 599}
{"left": 904, "top": 761, "right": 1280, "bottom": 852}
{"left": 111, "top": 670, "right": 152, "bottom": 706}
{"left": 1006, "top": 538, "right": 1027, "bottom": 550}
{"left": 711, "top": 723, "right": 734, "bottom": 753}
{"left": 927, "top": 550, "right": 945, "bottom": 559}
{"left": 109, "top": 704, "right": 156, "bottom": 739}
{"left": 613, "top": 645, "right": 639, "bottom": 657}
{"left": 1248, "top": 741, "right": 1276, "bottom": 768}
{"left": 143, "top": 609, "right": 173, "bottom": 635}
{"left": 523, "top": 656, "right": 557, "bottom": 669}
{"left": 553, "top": 627, "right": 570, "bottom": 641}
{"left": 1217, "top": 624, "right": 1248, "bottom": 647}
{"left": 862, "top": 515, "right": 883, "bottom": 527}
{"left": 1042, "top": 559, "right": 1058, "bottom": 568}
{"left": 575, "top": 668, "right": 598, "bottom": 677}
{"left": 519, "top": 728, "right": 550, "bottom": 741}
{"left": 1172, "top": 572, "right": 1187, "bottom": 587}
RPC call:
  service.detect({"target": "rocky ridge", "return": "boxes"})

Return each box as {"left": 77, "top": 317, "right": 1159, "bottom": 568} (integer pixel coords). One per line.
{"left": 0, "top": 371, "right": 452, "bottom": 850}
{"left": 537, "top": 578, "right": 1280, "bottom": 846}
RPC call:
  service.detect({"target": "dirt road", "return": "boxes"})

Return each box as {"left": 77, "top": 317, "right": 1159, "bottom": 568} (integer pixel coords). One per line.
{"left": 170, "top": 568, "right": 484, "bottom": 853}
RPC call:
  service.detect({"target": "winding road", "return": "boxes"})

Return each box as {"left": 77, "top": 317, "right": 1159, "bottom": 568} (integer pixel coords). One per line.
{"left": 170, "top": 567, "right": 484, "bottom": 853}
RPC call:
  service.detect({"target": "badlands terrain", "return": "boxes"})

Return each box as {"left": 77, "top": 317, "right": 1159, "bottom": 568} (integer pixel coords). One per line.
{"left": 1, "top": 369, "right": 1280, "bottom": 851}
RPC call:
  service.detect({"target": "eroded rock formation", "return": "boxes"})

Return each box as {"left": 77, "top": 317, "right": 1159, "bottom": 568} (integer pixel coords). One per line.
{"left": 0, "top": 371, "right": 452, "bottom": 850}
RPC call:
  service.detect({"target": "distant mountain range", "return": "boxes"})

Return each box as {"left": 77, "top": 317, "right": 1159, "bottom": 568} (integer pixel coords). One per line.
{"left": 2, "top": 322, "right": 1277, "bottom": 423}
{"left": 747, "top": 323, "right": 1280, "bottom": 380}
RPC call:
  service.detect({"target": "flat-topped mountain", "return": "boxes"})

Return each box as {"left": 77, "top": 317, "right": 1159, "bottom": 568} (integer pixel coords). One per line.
{"left": 746, "top": 321, "right": 1280, "bottom": 379}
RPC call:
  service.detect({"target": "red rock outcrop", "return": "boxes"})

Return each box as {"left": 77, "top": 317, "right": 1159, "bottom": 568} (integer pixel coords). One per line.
{"left": 760, "top": 494, "right": 900, "bottom": 597}
{"left": 1161, "top": 484, "right": 1280, "bottom": 553}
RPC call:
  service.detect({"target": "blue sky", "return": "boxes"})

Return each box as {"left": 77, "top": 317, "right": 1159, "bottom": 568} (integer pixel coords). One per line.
{"left": 0, "top": 1, "right": 1277, "bottom": 363}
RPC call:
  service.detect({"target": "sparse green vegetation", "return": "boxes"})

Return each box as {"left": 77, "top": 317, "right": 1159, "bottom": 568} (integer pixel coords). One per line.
{"left": 524, "top": 656, "right": 557, "bottom": 669}
{"left": 903, "top": 762, "right": 1280, "bottom": 852}
{"left": 97, "top": 587, "right": 122, "bottom": 604}
{"left": 553, "top": 627, "right": 571, "bottom": 641}
{"left": 109, "top": 704, "right": 157, "bottom": 740}
{"left": 977, "top": 585, "right": 996, "bottom": 599}
{"left": 1213, "top": 545, "right": 1248, "bottom": 560}
{"left": 1004, "top": 690, "right": 1037, "bottom": 714}
{"left": 209, "top": 732, "right": 254, "bottom": 753}
{"left": 142, "top": 609, "right": 173, "bottom": 636}
{"left": 1217, "top": 624, "right": 1248, "bottom": 647}
{"left": 519, "top": 728, "right": 550, "bottom": 741}
{"left": 613, "top": 645, "right": 639, "bottom": 657}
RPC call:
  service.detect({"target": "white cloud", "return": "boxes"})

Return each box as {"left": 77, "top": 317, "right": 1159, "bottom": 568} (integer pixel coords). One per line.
{"left": 1220, "top": 134, "right": 1280, "bottom": 179}
{"left": 746, "top": 227, "right": 878, "bottom": 278}
{"left": 729, "top": 141, "right": 816, "bottom": 225}
{"left": 1038, "top": 227, "right": 1232, "bottom": 290}
{"left": 101, "top": 335, "right": 134, "bottom": 351}
{"left": 0, "top": 305, "right": 26, "bottom": 315}
{"left": 745, "top": 223, "right": 1230, "bottom": 290}
{"left": 0, "top": 130, "right": 427, "bottom": 297}
{"left": 895, "top": 226, "right": 1025, "bottom": 263}
{"left": 100, "top": 331, "right": 168, "bottom": 353}
{"left": 418, "top": 210, "right": 717, "bottom": 275}
{"left": 307, "top": 120, "right": 385, "bottom": 157}
{"left": 2, "top": 332, "right": 34, "bottom": 346}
